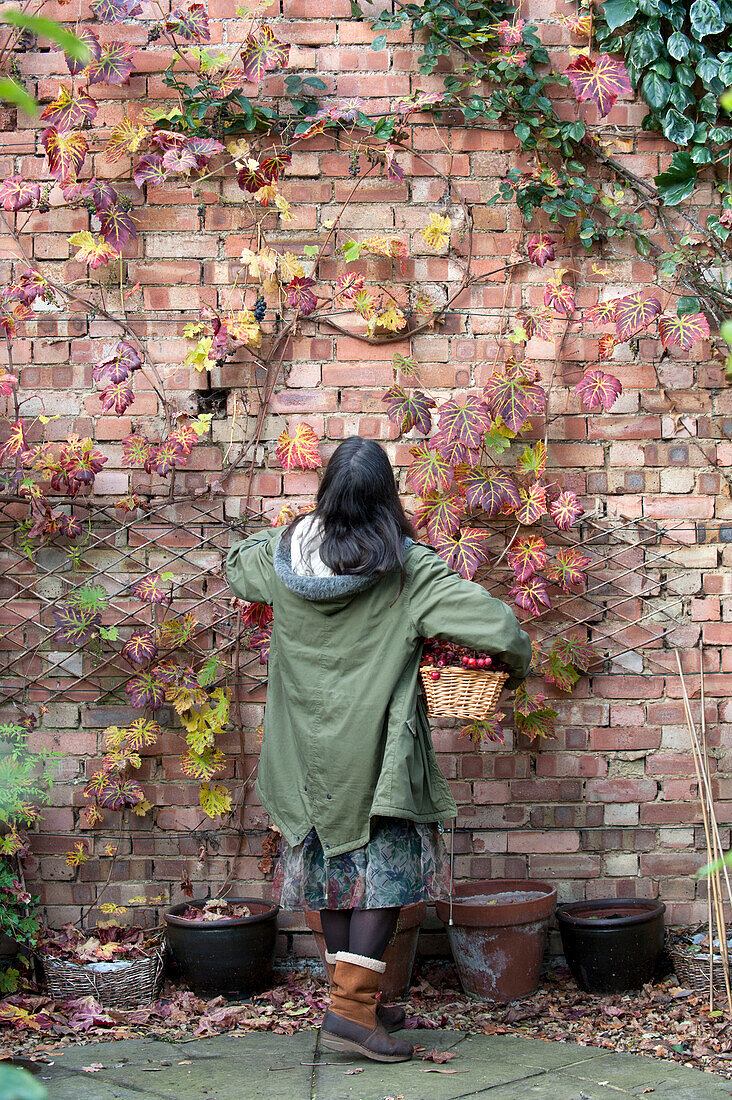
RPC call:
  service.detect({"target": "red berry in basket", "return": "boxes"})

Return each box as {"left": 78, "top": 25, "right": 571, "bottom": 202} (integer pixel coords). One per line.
{"left": 437, "top": 658, "right": 446, "bottom": 667}
{"left": 462, "top": 656, "right": 469, "bottom": 666}
{"left": 429, "top": 670, "right": 440, "bottom": 680}
{"left": 484, "top": 656, "right": 492, "bottom": 666}
{"left": 467, "top": 657, "right": 477, "bottom": 668}
{"left": 476, "top": 657, "right": 485, "bottom": 668}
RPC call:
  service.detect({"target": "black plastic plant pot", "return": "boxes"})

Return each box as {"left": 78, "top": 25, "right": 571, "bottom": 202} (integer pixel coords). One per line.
{"left": 557, "top": 898, "right": 666, "bottom": 994}
{"left": 165, "top": 897, "right": 279, "bottom": 997}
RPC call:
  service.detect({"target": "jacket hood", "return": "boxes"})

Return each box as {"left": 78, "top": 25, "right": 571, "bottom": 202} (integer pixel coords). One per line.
{"left": 273, "top": 528, "right": 413, "bottom": 613}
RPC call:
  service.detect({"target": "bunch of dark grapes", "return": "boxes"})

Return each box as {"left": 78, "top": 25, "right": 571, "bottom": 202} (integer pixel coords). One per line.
{"left": 421, "top": 638, "right": 508, "bottom": 681}
{"left": 348, "top": 150, "right": 360, "bottom": 178}
{"left": 253, "top": 295, "right": 266, "bottom": 322}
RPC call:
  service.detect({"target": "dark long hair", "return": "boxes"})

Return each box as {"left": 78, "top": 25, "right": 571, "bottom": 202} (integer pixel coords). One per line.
{"left": 290, "top": 436, "right": 416, "bottom": 577}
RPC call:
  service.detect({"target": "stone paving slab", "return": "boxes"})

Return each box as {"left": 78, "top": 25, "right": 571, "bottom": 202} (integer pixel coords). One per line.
{"left": 14, "top": 1030, "right": 731, "bottom": 1100}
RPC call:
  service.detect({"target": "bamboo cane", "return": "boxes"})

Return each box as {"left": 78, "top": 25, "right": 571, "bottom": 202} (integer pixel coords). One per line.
{"left": 675, "top": 651, "right": 732, "bottom": 1011}
{"left": 700, "top": 640, "right": 715, "bottom": 1010}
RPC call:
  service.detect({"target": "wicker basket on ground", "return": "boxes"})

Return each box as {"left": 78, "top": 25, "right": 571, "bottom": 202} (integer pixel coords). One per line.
{"left": 41, "top": 939, "right": 165, "bottom": 1007}
{"left": 667, "top": 925, "right": 732, "bottom": 995}
{"left": 419, "top": 666, "right": 508, "bottom": 720}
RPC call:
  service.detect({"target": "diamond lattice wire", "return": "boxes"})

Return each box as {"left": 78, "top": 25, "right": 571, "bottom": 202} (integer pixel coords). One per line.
{"left": 0, "top": 503, "right": 711, "bottom": 713}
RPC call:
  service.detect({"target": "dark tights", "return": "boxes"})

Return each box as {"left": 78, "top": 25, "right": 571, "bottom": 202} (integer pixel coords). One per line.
{"left": 320, "top": 906, "right": 399, "bottom": 960}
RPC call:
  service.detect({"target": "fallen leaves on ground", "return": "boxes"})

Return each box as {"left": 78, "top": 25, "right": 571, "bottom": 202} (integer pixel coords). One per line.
{"left": 1, "top": 962, "right": 732, "bottom": 1080}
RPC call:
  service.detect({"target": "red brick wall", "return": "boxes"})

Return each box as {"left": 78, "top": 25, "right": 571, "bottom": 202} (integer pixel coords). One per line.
{"left": 1, "top": 0, "right": 730, "bottom": 959}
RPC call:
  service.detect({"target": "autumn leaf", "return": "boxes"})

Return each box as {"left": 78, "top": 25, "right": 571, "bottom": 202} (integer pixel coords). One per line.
{"left": 85, "top": 42, "right": 136, "bottom": 86}
{"left": 384, "top": 387, "right": 435, "bottom": 435}
{"left": 421, "top": 212, "right": 451, "bottom": 251}
{"left": 406, "top": 444, "right": 454, "bottom": 496}
{"left": 614, "top": 290, "right": 661, "bottom": 341}
{"left": 0, "top": 420, "right": 29, "bottom": 464}
{"left": 413, "top": 492, "right": 463, "bottom": 542}
{"left": 240, "top": 26, "right": 290, "bottom": 82}
{"left": 42, "top": 127, "right": 88, "bottom": 183}
{"left": 585, "top": 300, "right": 617, "bottom": 326}
{"left": 52, "top": 604, "right": 101, "bottom": 645}
{"left": 199, "top": 782, "right": 232, "bottom": 818}
{"left": 545, "top": 547, "right": 591, "bottom": 591}
{"left": 285, "top": 276, "right": 317, "bottom": 316}
{"left": 41, "top": 86, "right": 98, "bottom": 131}
{"left": 437, "top": 395, "right": 493, "bottom": 453}
{"left": 544, "top": 273, "right": 576, "bottom": 317}
{"left": 658, "top": 312, "right": 710, "bottom": 352}
{"left": 66, "top": 841, "right": 89, "bottom": 867}
{"left": 515, "top": 481, "right": 548, "bottom": 525}
{"left": 483, "top": 372, "right": 545, "bottom": 433}
{"left": 91, "top": 0, "right": 142, "bottom": 21}
{"left": 69, "top": 230, "right": 119, "bottom": 269}
{"left": 100, "top": 380, "right": 134, "bottom": 414}
{"left": 526, "top": 234, "right": 555, "bottom": 267}
{"left": 457, "top": 466, "right": 521, "bottom": 518}
{"left": 122, "top": 631, "right": 158, "bottom": 666}
{"left": 507, "top": 535, "right": 548, "bottom": 582}
{"left": 185, "top": 336, "right": 215, "bottom": 373}
{"left": 99, "top": 206, "right": 137, "bottom": 250}
{"left": 552, "top": 633, "right": 597, "bottom": 672}
{"left": 126, "top": 672, "right": 166, "bottom": 710}
{"left": 0, "top": 176, "right": 40, "bottom": 212}
{"left": 133, "top": 154, "right": 167, "bottom": 189}
{"left": 434, "top": 528, "right": 491, "bottom": 580}
{"left": 368, "top": 304, "right": 407, "bottom": 336}
{"left": 84, "top": 178, "right": 118, "bottom": 214}
{"left": 105, "top": 116, "right": 149, "bottom": 162}
{"left": 549, "top": 490, "right": 583, "bottom": 531}
{"left": 574, "top": 369, "right": 622, "bottom": 411}
{"left": 166, "top": 2, "right": 210, "bottom": 42}
{"left": 125, "top": 718, "right": 162, "bottom": 750}
{"left": 132, "top": 574, "right": 172, "bottom": 603}
{"left": 565, "top": 54, "right": 631, "bottom": 118}
{"left": 515, "top": 706, "right": 557, "bottom": 740}
{"left": 276, "top": 423, "right": 322, "bottom": 470}
{"left": 517, "top": 441, "right": 547, "bottom": 477}
{"left": 509, "top": 574, "right": 551, "bottom": 615}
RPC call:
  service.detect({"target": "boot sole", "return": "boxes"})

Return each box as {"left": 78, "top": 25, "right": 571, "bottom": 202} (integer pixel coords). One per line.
{"left": 321, "top": 1032, "right": 412, "bottom": 1063}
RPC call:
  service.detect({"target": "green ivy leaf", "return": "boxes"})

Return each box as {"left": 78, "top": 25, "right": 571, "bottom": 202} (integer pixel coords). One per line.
{"left": 677, "top": 296, "right": 701, "bottom": 315}
{"left": 600, "top": 0, "right": 638, "bottom": 31}
{"left": 690, "top": 0, "right": 725, "bottom": 37}
{"left": 371, "top": 33, "right": 387, "bottom": 50}
{"left": 667, "top": 31, "right": 690, "bottom": 60}
{"left": 662, "top": 108, "right": 695, "bottom": 145}
{"left": 655, "top": 151, "right": 698, "bottom": 205}
{"left": 641, "top": 70, "right": 670, "bottom": 110}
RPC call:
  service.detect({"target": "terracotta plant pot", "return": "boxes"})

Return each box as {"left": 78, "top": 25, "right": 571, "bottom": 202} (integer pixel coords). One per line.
{"left": 557, "top": 899, "right": 666, "bottom": 994}
{"left": 165, "top": 897, "right": 279, "bottom": 997}
{"left": 305, "top": 902, "right": 426, "bottom": 1000}
{"left": 435, "top": 879, "right": 557, "bottom": 1002}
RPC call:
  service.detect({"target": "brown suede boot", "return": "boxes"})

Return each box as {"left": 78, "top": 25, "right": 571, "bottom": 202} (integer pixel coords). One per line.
{"left": 321, "top": 952, "right": 413, "bottom": 1063}
{"left": 324, "top": 951, "right": 406, "bottom": 1033}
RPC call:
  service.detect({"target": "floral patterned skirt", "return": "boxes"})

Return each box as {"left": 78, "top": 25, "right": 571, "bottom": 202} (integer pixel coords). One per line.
{"left": 274, "top": 817, "right": 451, "bottom": 910}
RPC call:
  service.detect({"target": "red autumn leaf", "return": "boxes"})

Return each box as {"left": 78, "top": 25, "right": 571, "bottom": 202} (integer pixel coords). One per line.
{"left": 163, "top": 145, "right": 198, "bottom": 173}
{"left": 509, "top": 575, "right": 551, "bottom": 616}
{"left": 122, "top": 631, "right": 158, "bottom": 666}
{"left": 86, "top": 42, "right": 136, "bottom": 86}
{"left": 614, "top": 290, "right": 661, "bottom": 341}
{"left": 434, "top": 528, "right": 491, "bottom": 580}
{"left": 126, "top": 672, "right": 166, "bottom": 710}
{"left": 516, "top": 308, "right": 553, "bottom": 341}
{"left": 458, "top": 466, "right": 521, "bottom": 518}
{"left": 507, "top": 535, "right": 548, "bottom": 582}
{"left": 70, "top": 231, "right": 119, "bottom": 269}
{"left": 52, "top": 604, "right": 101, "bottom": 645}
{"left": 97, "top": 776, "right": 144, "bottom": 809}
{"left": 95, "top": 356, "right": 130, "bottom": 386}
{"left": 574, "top": 368, "right": 622, "bottom": 411}
{"left": 543, "top": 651, "right": 580, "bottom": 692}
{"left": 186, "top": 137, "right": 224, "bottom": 167}
{"left": 41, "top": 87, "right": 98, "bottom": 131}
{"left": 259, "top": 152, "right": 292, "bottom": 181}
{"left": 406, "top": 444, "right": 454, "bottom": 496}
{"left": 565, "top": 54, "right": 631, "bottom": 118}
{"left": 132, "top": 574, "right": 170, "bottom": 604}
{"left": 166, "top": 3, "right": 210, "bottom": 42}
{"left": 515, "top": 481, "right": 548, "bottom": 525}
{"left": 285, "top": 276, "right": 317, "bottom": 316}
{"left": 549, "top": 490, "right": 583, "bottom": 530}
{"left": 42, "top": 127, "right": 88, "bottom": 183}
{"left": 148, "top": 437, "right": 187, "bottom": 477}
{"left": 552, "top": 633, "right": 597, "bottom": 672}
{"left": 429, "top": 430, "right": 473, "bottom": 465}
{"left": 526, "top": 234, "right": 555, "bottom": 267}
{"left": 211, "top": 68, "right": 251, "bottom": 97}
{"left": 64, "top": 27, "right": 101, "bottom": 75}
{"left": 240, "top": 601, "right": 273, "bottom": 628}
{"left": 100, "top": 381, "right": 134, "bottom": 415}
{"left": 99, "top": 206, "right": 137, "bottom": 250}
{"left": 83, "top": 179, "right": 118, "bottom": 214}
{"left": 276, "top": 423, "right": 322, "bottom": 470}
{"left": 91, "top": 0, "right": 142, "bottom": 22}
{"left": 240, "top": 26, "right": 290, "bottom": 82}
{"left": 335, "top": 271, "right": 365, "bottom": 300}
{"left": 61, "top": 437, "right": 107, "bottom": 486}
{"left": 597, "top": 334, "right": 618, "bottom": 359}
{"left": 584, "top": 301, "right": 617, "bottom": 326}
{"left": 0, "top": 373, "right": 17, "bottom": 396}
{"left": 236, "top": 161, "right": 267, "bottom": 193}
{"left": 383, "top": 387, "right": 435, "bottom": 435}
{"left": 483, "top": 372, "right": 546, "bottom": 432}
{"left": 545, "top": 547, "right": 591, "bottom": 591}
{"left": 134, "top": 155, "right": 167, "bottom": 189}
{"left": 122, "top": 434, "right": 153, "bottom": 468}
{"left": 544, "top": 278, "right": 576, "bottom": 317}
{"left": 516, "top": 707, "right": 557, "bottom": 740}
{"left": 168, "top": 425, "right": 197, "bottom": 455}
{"left": 0, "top": 176, "right": 40, "bottom": 212}
{"left": 413, "top": 492, "right": 463, "bottom": 543}
{"left": 658, "top": 312, "right": 710, "bottom": 351}
{"left": 437, "top": 395, "right": 493, "bottom": 453}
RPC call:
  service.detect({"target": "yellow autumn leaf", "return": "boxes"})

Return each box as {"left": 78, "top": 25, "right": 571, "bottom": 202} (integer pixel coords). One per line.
{"left": 68, "top": 230, "right": 119, "bottom": 269}
{"left": 226, "top": 138, "right": 251, "bottom": 163}
{"left": 367, "top": 305, "right": 407, "bottom": 337}
{"left": 421, "top": 212, "right": 451, "bottom": 251}
{"left": 200, "top": 782, "right": 232, "bottom": 818}
{"left": 253, "top": 184, "right": 278, "bottom": 207}
{"left": 132, "top": 797, "right": 153, "bottom": 817}
{"left": 240, "top": 246, "right": 278, "bottom": 284}
{"left": 183, "top": 321, "right": 205, "bottom": 338}
{"left": 227, "top": 309, "right": 262, "bottom": 348}
{"left": 184, "top": 336, "right": 215, "bottom": 373}
{"left": 274, "top": 193, "right": 294, "bottom": 222}
{"left": 279, "top": 251, "right": 305, "bottom": 282}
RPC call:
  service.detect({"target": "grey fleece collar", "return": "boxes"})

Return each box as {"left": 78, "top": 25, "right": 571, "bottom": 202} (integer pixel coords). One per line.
{"left": 274, "top": 531, "right": 413, "bottom": 602}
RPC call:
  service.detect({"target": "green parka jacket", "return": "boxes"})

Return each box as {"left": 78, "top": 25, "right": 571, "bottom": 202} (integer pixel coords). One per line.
{"left": 226, "top": 528, "right": 532, "bottom": 857}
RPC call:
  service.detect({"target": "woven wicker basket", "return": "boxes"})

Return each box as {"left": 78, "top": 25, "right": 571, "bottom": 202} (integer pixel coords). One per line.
{"left": 419, "top": 665, "right": 509, "bottom": 720}
{"left": 41, "top": 944, "right": 165, "bottom": 1007}
{"left": 667, "top": 928, "right": 732, "bottom": 995}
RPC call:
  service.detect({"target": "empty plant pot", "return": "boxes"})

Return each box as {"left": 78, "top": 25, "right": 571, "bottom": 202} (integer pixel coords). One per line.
{"left": 305, "top": 902, "right": 425, "bottom": 999}
{"left": 165, "top": 897, "right": 279, "bottom": 997}
{"left": 435, "top": 879, "right": 557, "bottom": 1002}
{"left": 557, "top": 898, "right": 666, "bottom": 994}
